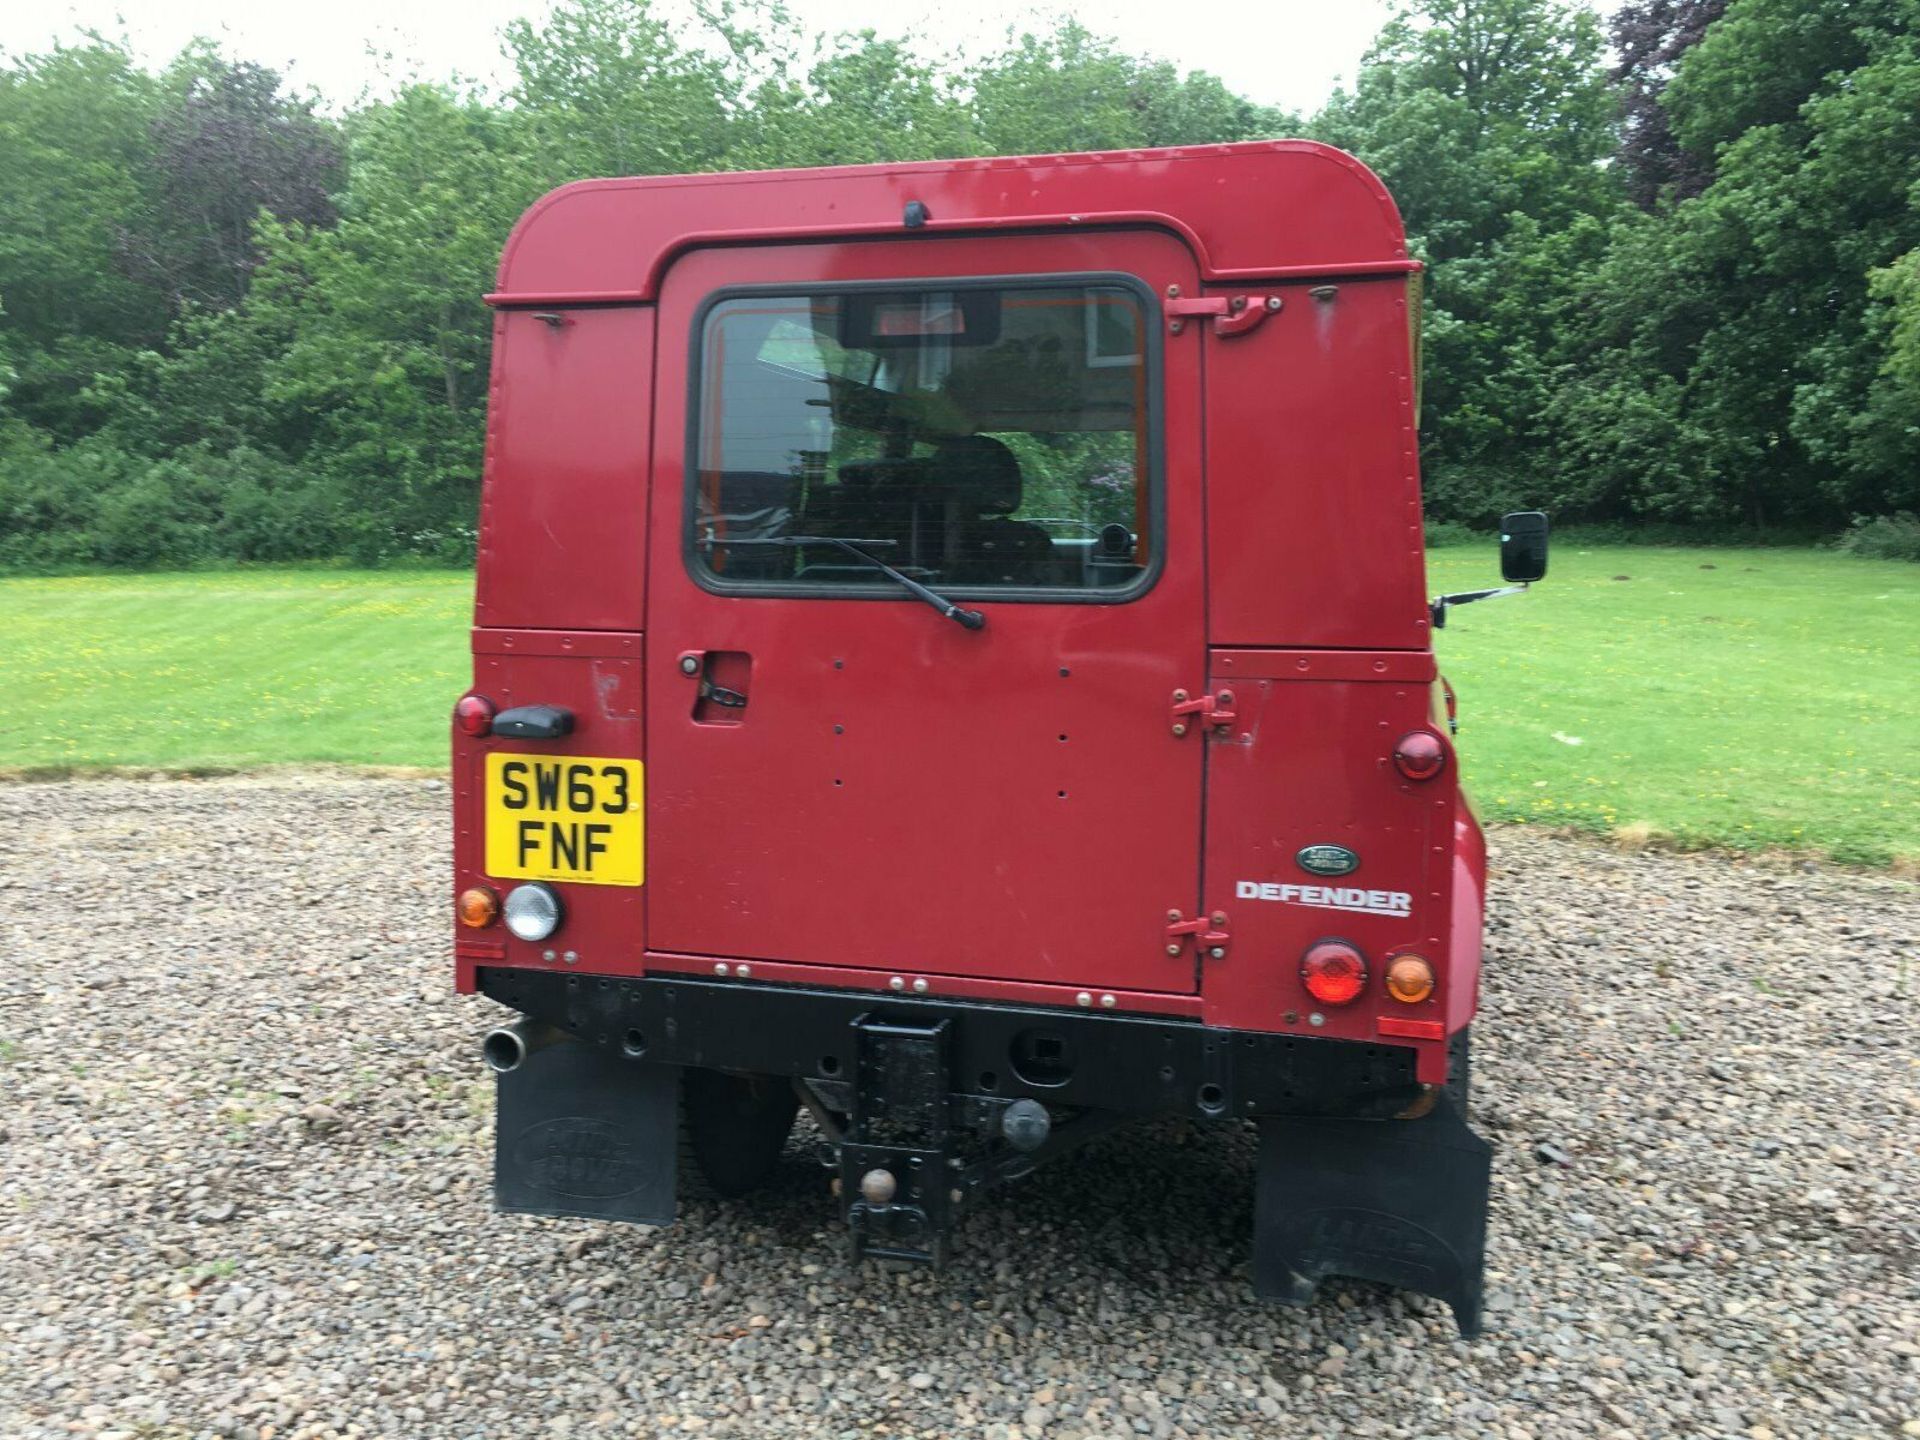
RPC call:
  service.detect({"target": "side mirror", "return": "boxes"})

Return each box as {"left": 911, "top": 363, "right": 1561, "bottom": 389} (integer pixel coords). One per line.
{"left": 1500, "top": 511, "right": 1549, "bottom": 583}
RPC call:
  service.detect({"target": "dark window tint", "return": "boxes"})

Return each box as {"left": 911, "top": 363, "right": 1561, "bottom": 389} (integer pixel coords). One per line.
{"left": 691, "top": 284, "right": 1152, "bottom": 593}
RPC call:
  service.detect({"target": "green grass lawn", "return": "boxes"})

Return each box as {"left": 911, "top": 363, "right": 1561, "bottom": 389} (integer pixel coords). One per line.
{"left": 1429, "top": 543, "right": 1917, "bottom": 865}
{"left": 0, "top": 570, "right": 471, "bottom": 771}
{"left": 0, "top": 548, "right": 1914, "bottom": 864}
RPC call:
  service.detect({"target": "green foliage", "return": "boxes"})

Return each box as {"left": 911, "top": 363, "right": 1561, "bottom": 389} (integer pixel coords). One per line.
{"left": 1, "top": 0, "right": 1918, "bottom": 563}
{"left": 1661, "top": 0, "right": 1892, "bottom": 156}
{"left": 504, "top": 0, "right": 733, "bottom": 176}
{"left": 1315, "top": 0, "right": 1625, "bottom": 517}
{"left": 250, "top": 87, "right": 543, "bottom": 562}
{"left": 0, "top": 430, "right": 338, "bottom": 568}
{"left": 0, "top": 41, "right": 168, "bottom": 435}
{"left": 1423, "top": 520, "right": 1485, "bottom": 548}
{"left": 725, "top": 28, "right": 973, "bottom": 169}
{"left": 969, "top": 22, "right": 1286, "bottom": 156}
{"left": 1544, "top": 4, "right": 1920, "bottom": 527}
{"left": 1835, "top": 512, "right": 1920, "bottom": 562}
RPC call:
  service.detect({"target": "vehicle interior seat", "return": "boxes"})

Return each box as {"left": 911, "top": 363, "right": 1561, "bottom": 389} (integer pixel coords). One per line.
{"left": 932, "top": 434, "right": 1053, "bottom": 585}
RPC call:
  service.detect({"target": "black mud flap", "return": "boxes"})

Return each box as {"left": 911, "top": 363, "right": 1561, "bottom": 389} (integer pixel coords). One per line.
{"left": 494, "top": 1037, "right": 680, "bottom": 1225}
{"left": 1253, "top": 1094, "right": 1491, "bottom": 1336}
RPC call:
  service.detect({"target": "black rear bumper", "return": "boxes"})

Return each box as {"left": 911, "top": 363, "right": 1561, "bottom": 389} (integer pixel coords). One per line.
{"left": 480, "top": 968, "right": 1491, "bottom": 1335}
{"left": 478, "top": 968, "right": 1429, "bottom": 1121}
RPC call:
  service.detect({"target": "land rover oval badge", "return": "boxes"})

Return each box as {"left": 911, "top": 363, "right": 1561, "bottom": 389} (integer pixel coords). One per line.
{"left": 1296, "top": 844, "right": 1360, "bottom": 877}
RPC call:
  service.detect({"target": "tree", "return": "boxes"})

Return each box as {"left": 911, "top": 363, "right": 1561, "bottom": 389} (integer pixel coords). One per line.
{"left": 970, "top": 23, "right": 1284, "bottom": 157}
{"left": 117, "top": 47, "right": 344, "bottom": 313}
{"left": 503, "top": 0, "right": 736, "bottom": 180}
{"left": 0, "top": 39, "right": 167, "bottom": 438}
{"left": 724, "top": 29, "right": 974, "bottom": 169}
{"left": 243, "top": 86, "right": 545, "bottom": 559}
{"left": 1610, "top": 0, "right": 1727, "bottom": 206}
{"left": 5, "top": 0, "right": 1917, "bottom": 567}
{"left": 1313, "top": 0, "right": 1623, "bottom": 519}
{"left": 1549, "top": 1, "right": 1920, "bottom": 524}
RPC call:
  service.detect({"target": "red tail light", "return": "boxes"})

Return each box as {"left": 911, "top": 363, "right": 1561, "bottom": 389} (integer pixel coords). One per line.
{"left": 1393, "top": 730, "right": 1447, "bottom": 781}
{"left": 1301, "top": 940, "right": 1368, "bottom": 1007}
{"left": 454, "top": 694, "right": 496, "bottom": 737}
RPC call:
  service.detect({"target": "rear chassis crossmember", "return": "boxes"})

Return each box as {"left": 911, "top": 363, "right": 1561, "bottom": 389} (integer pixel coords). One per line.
{"left": 481, "top": 969, "right": 1490, "bottom": 1334}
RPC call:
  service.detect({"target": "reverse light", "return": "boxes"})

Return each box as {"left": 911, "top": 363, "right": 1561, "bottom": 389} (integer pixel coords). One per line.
{"left": 503, "top": 882, "right": 563, "bottom": 942}
{"left": 1301, "top": 939, "right": 1368, "bottom": 1007}
{"left": 457, "top": 886, "right": 500, "bottom": 928}
{"left": 454, "top": 694, "right": 496, "bottom": 737}
{"left": 1393, "top": 729, "right": 1447, "bottom": 782}
{"left": 1385, "top": 953, "right": 1436, "bottom": 1005}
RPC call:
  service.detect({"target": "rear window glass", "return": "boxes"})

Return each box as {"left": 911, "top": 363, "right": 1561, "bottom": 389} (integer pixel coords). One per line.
{"left": 689, "top": 282, "right": 1154, "bottom": 595}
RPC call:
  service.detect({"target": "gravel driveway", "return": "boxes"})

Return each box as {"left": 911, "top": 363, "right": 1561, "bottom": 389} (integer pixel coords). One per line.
{"left": 1, "top": 776, "right": 1915, "bottom": 1440}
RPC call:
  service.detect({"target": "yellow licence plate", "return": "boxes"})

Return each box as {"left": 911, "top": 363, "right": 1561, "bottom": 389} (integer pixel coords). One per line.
{"left": 484, "top": 754, "right": 644, "bottom": 886}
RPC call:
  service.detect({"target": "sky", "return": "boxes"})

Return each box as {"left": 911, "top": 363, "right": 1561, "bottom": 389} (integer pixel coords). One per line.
{"left": 0, "top": 0, "right": 1399, "bottom": 115}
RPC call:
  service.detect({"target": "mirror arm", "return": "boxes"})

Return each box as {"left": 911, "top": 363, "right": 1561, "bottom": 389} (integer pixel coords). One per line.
{"left": 1429, "top": 584, "right": 1528, "bottom": 630}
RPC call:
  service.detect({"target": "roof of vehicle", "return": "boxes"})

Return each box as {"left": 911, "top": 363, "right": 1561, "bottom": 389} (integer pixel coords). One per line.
{"left": 489, "top": 140, "right": 1412, "bottom": 306}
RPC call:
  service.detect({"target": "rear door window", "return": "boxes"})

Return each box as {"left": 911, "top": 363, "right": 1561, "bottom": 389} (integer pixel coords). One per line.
{"left": 688, "top": 281, "right": 1156, "bottom": 597}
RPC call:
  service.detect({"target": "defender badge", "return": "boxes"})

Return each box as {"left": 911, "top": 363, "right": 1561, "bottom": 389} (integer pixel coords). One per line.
{"left": 1296, "top": 844, "right": 1360, "bottom": 877}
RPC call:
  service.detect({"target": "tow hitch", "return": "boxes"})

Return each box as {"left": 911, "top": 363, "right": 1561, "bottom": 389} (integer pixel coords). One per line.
{"left": 841, "top": 1015, "right": 957, "bottom": 1265}
{"left": 832, "top": 1013, "right": 1132, "bottom": 1270}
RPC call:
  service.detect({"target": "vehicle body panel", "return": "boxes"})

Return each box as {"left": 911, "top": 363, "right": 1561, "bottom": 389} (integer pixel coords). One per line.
{"left": 477, "top": 308, "right": 653, "bottom": 631}
{"left": 488, "top": 142, "right": 1411, "bottom": 305}
{"left": 459, "top": 139, "right": 1475, "bottom": 1108}
{"left": 643, "top": 234, "right": 1208, "bottom": 993}
{"left": 1200, "top": 277, "right": 1428, "bottom": 649}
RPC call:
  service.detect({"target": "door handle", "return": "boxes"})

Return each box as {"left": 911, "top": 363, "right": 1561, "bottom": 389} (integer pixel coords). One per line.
{"left": 491, "top": 705, "right": 574, "bottom": 739}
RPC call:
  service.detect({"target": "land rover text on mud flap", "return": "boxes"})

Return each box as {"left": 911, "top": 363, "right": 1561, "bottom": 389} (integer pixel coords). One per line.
{"left": 452, "top": 141, "right": 1551, "bottom": 1336}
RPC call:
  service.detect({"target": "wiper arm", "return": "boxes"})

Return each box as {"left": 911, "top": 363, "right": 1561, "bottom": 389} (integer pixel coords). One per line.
{"left": 717, "top": 535, "right": 986, "bottom": 631}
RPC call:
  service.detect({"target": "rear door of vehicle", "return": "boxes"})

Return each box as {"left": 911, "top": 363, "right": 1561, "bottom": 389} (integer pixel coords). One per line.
{"left": 644, "top": 231, "right": 1206, "bottom": 995}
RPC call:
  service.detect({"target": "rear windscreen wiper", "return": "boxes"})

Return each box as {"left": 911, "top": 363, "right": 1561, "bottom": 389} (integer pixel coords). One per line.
{"left": 715, "top": 535, "right": 986, "bottom": 631}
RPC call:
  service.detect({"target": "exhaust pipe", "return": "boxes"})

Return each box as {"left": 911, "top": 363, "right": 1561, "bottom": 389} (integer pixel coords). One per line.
{"left": 482, "top": 1016, "right": 563, "bottom": 1074}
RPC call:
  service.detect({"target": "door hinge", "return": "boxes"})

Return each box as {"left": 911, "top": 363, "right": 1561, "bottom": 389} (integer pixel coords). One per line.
{"left": 1166, "top": 910, "right": 1231, "bottom": 960}
{"left": 1170, "top": 687, "right": 1236, "bottom": 736}
{"left": 1165, "top": 293, "right": 1281, "bottom": 338}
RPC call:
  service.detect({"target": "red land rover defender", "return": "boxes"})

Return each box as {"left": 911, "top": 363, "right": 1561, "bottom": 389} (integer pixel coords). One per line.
{"left": 452, "top": 140, "right": 1549, "bottom": 1336}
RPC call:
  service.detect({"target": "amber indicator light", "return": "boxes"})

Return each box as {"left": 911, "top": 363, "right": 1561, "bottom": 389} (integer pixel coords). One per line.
{"left": 458, "top": 886, "right": 500, "bottom": 928}
{"left": 1385, "top": 954, "right": 1436, "bottom": 1004}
